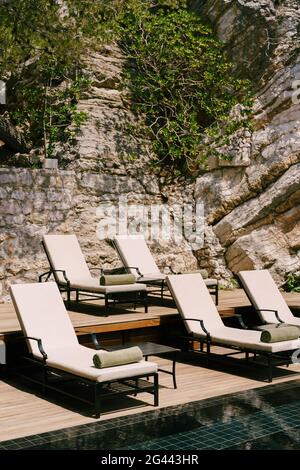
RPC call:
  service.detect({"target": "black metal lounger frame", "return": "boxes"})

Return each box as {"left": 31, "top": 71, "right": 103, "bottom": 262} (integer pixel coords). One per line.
{"left": 14, "top": 334, "right": 159, "bottom": 418}
{"left": 182, "top": 317, "right": 296, "bottom": 383}
{"left": 112, "top": 240, "right": 219, "bottom": 305}
{"left": 39, "top": 241, "right": 148, "bottom": 315}
{"left": 130, "top": 272, "right": 171, "bottom": 304}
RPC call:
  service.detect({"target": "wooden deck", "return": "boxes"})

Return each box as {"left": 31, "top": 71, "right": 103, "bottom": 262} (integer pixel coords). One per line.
{"left": 0, "top": 289, "right": 300, "bottom": 443}
{"left": 2, "top": 288, "right": 299, "bottom": 339}
{"left": 0, "top": 288, "right": 254, "bottom": 338}
{"left": 2, "top": 348, "right": 300, "bottom": 443}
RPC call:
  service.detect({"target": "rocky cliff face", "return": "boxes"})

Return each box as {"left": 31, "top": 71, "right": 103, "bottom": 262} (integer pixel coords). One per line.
{"left": 0, "top": 167, "right": 197, "bottom": 300}
{"left": 193, "top": 0, "right": 300, "bottom": 282}
{"left": 68, "top": 0, "right": 300, "bottom": 283}
{"left": 0, "top": 0, "right": 299, "bottom": 299}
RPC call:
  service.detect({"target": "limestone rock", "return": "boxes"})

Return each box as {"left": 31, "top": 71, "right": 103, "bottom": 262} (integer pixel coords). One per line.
{"left": 193, "top": 0, "right": 300, "bottom": 282}
{"left": 1, "top": 1, "right": 300, "bottom": 298}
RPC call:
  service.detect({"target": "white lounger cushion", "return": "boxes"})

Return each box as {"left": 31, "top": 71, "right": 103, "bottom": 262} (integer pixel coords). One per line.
{"left": 167, "top": 273, "right": 300, "bottom": 354}
{"left": 43, "top": 234, "right": 91, "bottom": 284}
{"left": 139, "top": 273, "right": 166, "bottom": 282}
{"left": 43, "top": 234, "right": 146, "bottom": 293}
{"left": 210, "top": 327, "right": 300, "bottom": 353}
{"left": 140, "top": 273, "right": 217, "bottom": 286}
{"left": 114, "top": 235, "right": 161, "bottom": 278}
{"left": 10, "top": 282, "right": 78, "bottom": 358}
{"left": 46, "top": 345, "right": 157, "bottom": 382}
{"left": 10, "top": 282, "right": 157, "bottom": 381}
{"left": 63, "top": 277, "right": 146, "bottom": 294}
{"left": 167, "top": 273, "right": 223, "bottom": 334}
{"left": 114, "top": 235, "right": 218, "bottom": 287}
{"left": 238, "top": 270, "right": 296, "bottom": 325}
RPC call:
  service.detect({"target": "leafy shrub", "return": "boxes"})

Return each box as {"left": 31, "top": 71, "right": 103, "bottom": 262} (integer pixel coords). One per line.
{"left": 0, "top": 0, "right": 253, "bottom": 173}
{"left": 0, "top": 0, "right": 125, "bottom": 158}
{"left": 119, "top": 6, "right": 253, "bottom": 177}
{"left": 10, "top": 74, "right": 90, "bottom": 158}
{"left": 284, "top": 273, "right": 300, "bottom": 293}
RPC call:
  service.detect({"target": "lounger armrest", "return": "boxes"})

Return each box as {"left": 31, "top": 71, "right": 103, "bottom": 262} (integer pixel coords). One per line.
{"left": 236, "top": 314, "right": 248, "bottom": 329}
{"left": 157, "top": 265, "right": 177, "bottom": 274}
{"left": 183, "top": 318, "right": 211, "bottom": 336}
{"left": 168, "top": 266, "right": 178, "bottom": 274}
{"left": 256, "top": 309, "right": 283, "bottom": 323}
{"left": 18, "top": 336, "right": 48, "bottom": 361}
{"left": 274, "top": 311, "right": 284, "bottom": 323}
{"left": 127, "top": 266, "right": 143, "bottom": 277}
{"left": 38, "top": 270, "right": 53, "bottom": 282}
{"left": 39, "top": 269, "right": 69, "bottom": 285}
{"left": 170, "top": 267, "right": 179, "bottom": 274}
{"left": 90, "top": 333, "right": 101, "bottom": 350}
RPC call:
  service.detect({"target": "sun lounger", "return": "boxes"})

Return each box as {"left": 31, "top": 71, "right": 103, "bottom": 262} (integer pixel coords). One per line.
{"left": 113, "top": 235, "right": 219, "bottom": 304}
{"left": 10, "top": 282, "right": 158, "bottom": 417}
{"left": 238, "top": 269, "right": 300, "bottom": 328}
{"left": 166, "top": 273, "right": 300, "bottom": 382}
{"left": 40, "top": 234, "right": 148, "bottom": 313}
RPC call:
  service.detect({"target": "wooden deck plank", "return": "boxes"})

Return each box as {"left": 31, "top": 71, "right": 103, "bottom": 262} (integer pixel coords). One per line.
{"left": 0, "top": 289, "right": 299, "bottom": 338}
{"left": 0, "top": 288, "right": 299, "bottom": 443}
{"left": 1, "top": 349, "right": 300, "bottom": 443}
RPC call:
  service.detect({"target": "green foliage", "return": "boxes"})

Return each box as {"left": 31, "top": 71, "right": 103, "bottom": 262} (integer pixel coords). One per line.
{"left": 10, "top": 75, "right": 89, "bottom": 157}
{"left": 0, "top": 0, "right": 127, "bottom": 157}
{"left": 119, "top": 6, "right": 253, "bottom": 176}
{"left": 284, "top": 273, "right": 300, "bottom": 293}
{"left": 0, "top": 0, "right": 253, "bottom": 173}
{"left": 0, "top": 0, "right": 129, "bottom": 76}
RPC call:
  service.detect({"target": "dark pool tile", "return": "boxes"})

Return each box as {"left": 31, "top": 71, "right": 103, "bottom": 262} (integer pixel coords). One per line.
{"left": 6, "top": 442, "right": 26, "bottom": 449}
{"left": 0, "top": 444, "right": 16, "bottom": 450}
{"left": 199, "top": 442, "right": 216, "bottom": 449}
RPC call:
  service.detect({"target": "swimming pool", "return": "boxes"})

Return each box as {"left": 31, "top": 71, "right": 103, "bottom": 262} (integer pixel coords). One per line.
{"left": 1, "top": 380, "right": 300, "bottom": 450}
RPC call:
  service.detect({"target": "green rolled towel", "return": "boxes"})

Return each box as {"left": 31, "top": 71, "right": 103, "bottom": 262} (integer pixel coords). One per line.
{"left": 93, "top": 346, "right": 143, "bottom": 369}
{"left": 260, "top": 326, "right": 300, "bottom": 343}
{"left": 99, "top": 273, "right": 136, "bottom": 286}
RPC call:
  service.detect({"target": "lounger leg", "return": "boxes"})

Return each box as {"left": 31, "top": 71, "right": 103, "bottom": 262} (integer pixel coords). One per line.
{"left": 154, "top": 373, "right": 159, "bottom": 406}
{"left": 245, "top": 352, "right": 249, "bottom": 362}
{"left": 95, "top": 383, "right": 101, "bottom": 419}
{"left": 143, "top": 292, "right": 148, "bottom": 314}
{"left": 67, "top": 288, "right": 71, "bottom": 309}
{"left": 42, "top": 365, "right": 48, "bottom": 396}
{"left": 76, "top": 290, "right": 79, "bottom": 302}
{"left": 160, "top": 281, "right": 164, "bottom": 304}
{"left": 215, "top": 284, "right": 219, "bottom": 305}
{"left": 172, "top": 358, "right": 177, "bottom": 389}
{"left": 206, "top": 341, "right": 211, "bottom": 363}
{"left": 267, "top": 354, "right": 273, "bottom": 383}
{"left": 105, "top": 295, "right": 109, "bottom": 316}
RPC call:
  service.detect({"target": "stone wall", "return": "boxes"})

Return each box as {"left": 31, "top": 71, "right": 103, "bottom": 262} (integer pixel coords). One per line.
{"left": 0, "top": 0, "right": 300, "bottom": 299}
{"left": 0, "top": 168, "right": 197, "bottom": 301}
{"left": 193, "top": 0, "right": 300, "bottom": 283}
